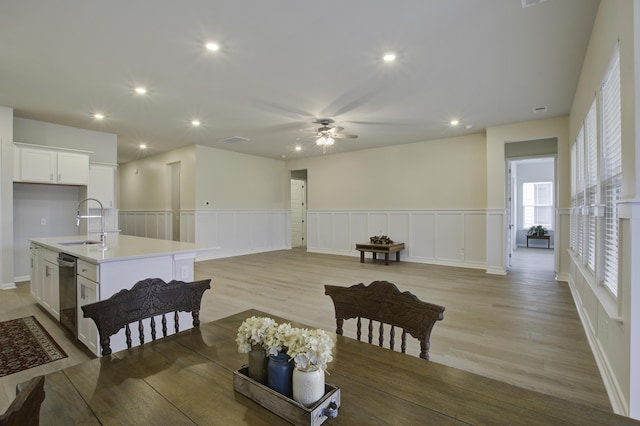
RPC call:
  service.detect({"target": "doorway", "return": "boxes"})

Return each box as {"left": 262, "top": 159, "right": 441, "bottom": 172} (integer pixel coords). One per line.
{"left": 506, "top": 156, "right": 556, "bottom": 274}
{"left": 290, "top": 170, "right": 307, "bottom": 248}
{"left": 169, "top": 162, "right": 181, "bottom": 242}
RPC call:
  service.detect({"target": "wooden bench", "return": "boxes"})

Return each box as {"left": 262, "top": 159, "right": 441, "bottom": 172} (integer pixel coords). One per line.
{"left": 526, "top": 234, "right": 551, "bottom": 248}
{"left": 82, "top": 277, "right": 211, "bottom": 355}
{"left": 355, "top": 242, "right": 405, "bottom": 265}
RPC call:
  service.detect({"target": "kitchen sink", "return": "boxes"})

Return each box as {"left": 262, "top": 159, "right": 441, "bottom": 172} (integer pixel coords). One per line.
{"left": 57, "top": 240, "right": 101, "bottom": 246}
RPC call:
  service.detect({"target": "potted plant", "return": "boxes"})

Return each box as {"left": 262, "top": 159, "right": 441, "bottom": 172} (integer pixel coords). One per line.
{"left": 527, "top": 225, "right": 548, "bottom": 236}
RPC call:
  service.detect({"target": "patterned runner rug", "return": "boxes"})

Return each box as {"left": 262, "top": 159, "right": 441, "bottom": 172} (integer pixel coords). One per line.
{"left": 0, "top": 316, "right": 67, "bottom": 377}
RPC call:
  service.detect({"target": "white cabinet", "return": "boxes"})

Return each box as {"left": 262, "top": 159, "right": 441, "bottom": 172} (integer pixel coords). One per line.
{"left": 39, "top": 256, "right": 60, "bottom": 320}
{"left": 29, "top": 244, "right": 42, "bottom": 303}
{"left": 88, "top": 163, "right": 117, "bottom": 208}
{"left": 14, "top": 143, "right": 89, "bottom": 185}
{"left": 57, "top": 151, "right": 89, "bottom": 184}
{"left": 77, "top": 259, "right": 99, "bottom": 356}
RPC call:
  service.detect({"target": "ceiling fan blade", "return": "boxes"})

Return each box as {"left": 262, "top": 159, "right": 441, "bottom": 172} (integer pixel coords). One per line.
{"left": 328, "top": 126, "right": 344, "bottom": 134}
{"left": 333, "top": 134, "right": 358, "bottom": 139}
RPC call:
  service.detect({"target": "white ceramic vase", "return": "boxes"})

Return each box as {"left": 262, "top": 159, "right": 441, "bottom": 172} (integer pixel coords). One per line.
{"left": 292, "top": 367, "right": 325, "bottom": 407}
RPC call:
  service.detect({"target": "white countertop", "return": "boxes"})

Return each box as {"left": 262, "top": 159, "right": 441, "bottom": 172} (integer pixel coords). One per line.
{"left": 31, "top": 234, "right": 213, "bottom": 264}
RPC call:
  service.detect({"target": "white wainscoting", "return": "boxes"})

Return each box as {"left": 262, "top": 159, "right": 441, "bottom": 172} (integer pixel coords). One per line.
{"left": 119, "top": 209, "right": 290, "bottom": 261}
{"left": 306, "top": 209, "right": 488, "bottom": 270}
{"left": 119, "top": 210, "right": 172, "bottom": 240}
{"left": 193, "top": 210, "right": 290, "bottom": 260}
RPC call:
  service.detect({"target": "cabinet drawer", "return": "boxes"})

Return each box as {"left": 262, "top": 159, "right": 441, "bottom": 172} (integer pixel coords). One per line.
{"left": 78, "top": 260, "right": 98, "bottom": 282}
{"left": 40, "top": 247, "right": 58, "bottom": 264}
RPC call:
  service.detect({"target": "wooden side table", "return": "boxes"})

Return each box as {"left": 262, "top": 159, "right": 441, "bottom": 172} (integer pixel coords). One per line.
{"left": 355, "top": 242, "right": 405, "bottom": 265}
{"left": 526, "top": 235, "right": 551, "bottom": 248}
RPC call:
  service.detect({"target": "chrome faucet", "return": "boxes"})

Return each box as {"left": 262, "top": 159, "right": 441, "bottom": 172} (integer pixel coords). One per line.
{"left": 76, "top": 198, "right": 106, "bottom": 245}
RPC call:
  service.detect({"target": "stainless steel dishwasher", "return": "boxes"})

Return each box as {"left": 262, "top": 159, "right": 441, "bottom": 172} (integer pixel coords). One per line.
{"left": 58, "top": 253, "right": 78, "bottom": 336}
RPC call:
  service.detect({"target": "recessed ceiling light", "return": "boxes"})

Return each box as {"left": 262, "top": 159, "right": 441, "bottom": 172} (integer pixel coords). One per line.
{"left": 191, "top": 120, "right": 201, "bottom": 127}
{"left": 139, "top": 143, "right": 147, "bottom": 149}
{"left": 450, "top": 119, "right": 460, "bottom": 126}
{"left": 94, "top": 113, "right": 104, "bottom": 120}
{"left": 383, "top": 53, "right": 396, "bottom": 62}
{"left": 205, "top": 42, "right": 220, "bottom": 51}
{"left": 295, "top": 146, "right": 302, "bottom": 151}
{"left": 135, "top": 87, "right": 147, "bottom": 95}
{"left": 465, "top": 124, "right": 473, "bottom": 129}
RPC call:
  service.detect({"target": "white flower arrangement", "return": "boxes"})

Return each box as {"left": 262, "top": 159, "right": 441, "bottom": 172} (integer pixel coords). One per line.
{"left": 286, "top": 328, "right": 334, "bottom": 372}
{"left": 235, "top": 316, "right": 277, "bottom": 353}
{"left": 264, "top": 322, "right": 294, "bottom": 356}
{"left": 236, "top": 317, "right": 334, "bottom": 371}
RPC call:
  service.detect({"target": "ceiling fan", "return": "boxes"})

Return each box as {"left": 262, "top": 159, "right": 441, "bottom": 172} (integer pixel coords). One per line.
{"left": 312, "top": 119, "right": 358, "bottom": 153}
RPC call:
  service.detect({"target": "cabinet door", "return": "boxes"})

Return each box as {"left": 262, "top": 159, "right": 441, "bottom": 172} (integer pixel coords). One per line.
{"left": 57, "top": 152, "right": 89, "bottom": 184}
{"left": 30, "top": 252, "right": 42, "bottom": 302}
{"left": 88, "top": 164, "right": 116, "bottom": 208}
{"left": 77, "top": 276, "right": 99, "bottom": 356}
{"left": 40, "top": 260, "right": 59, "bottom": 320}
{"left": 19, "top": 147, "right": 56, "bottom": 183}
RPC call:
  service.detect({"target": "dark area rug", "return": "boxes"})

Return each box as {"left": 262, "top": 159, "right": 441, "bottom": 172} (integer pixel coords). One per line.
{"left": 0, "top": 316, "right": 67, "bottom": 377}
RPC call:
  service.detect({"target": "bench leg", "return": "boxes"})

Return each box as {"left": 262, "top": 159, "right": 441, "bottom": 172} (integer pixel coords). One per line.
{"left": 360, "top": 251, "right": 365, "bottom": 263}
{"left": 373, "top": 253, "right": 377, "bottom": 261}
{"left": 385, "top": 253, "right": 390, "bottom": 265}
{"left": 396, "top": 251, "right": 401, "bottom": 262}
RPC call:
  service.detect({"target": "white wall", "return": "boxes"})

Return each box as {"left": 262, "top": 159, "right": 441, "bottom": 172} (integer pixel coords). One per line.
{"left": 119, "top": 144, "right": 289, "bottom": 257}
{"left": 8, "top": 118, "right": 118, "bottom": 284}
{"left": 194, "top": 145, "right": 287, "bottom": 210}
{"left": 0, "top": 107, "right": 14, "bottom": 289}
{"left": 566, "top": 0, "right": 638, "bottom": 418}
{"left": 119, "top": 145, "right": 196, "bottom": 211}
{"left": 14, "top": 117, "right": 117, "bottom": 164}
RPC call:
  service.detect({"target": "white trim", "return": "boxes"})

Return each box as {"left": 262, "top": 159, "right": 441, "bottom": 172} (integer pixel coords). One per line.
{"left": 566, "top": 267, "right": 627, "bottom": 415}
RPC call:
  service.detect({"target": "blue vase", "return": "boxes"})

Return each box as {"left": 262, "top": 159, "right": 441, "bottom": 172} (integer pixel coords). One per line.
{"left": 267, "top": 353, "right": 293, "bottom": 397}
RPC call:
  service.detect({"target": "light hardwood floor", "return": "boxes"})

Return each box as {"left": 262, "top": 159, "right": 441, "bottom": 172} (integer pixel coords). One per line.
{"left": 0, "top": 247, "right": 612, "bottom": 415}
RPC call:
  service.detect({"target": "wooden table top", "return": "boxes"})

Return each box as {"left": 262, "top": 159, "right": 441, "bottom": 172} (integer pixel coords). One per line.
{"left": 40, "top": 309, "right": 637, "bottom": 425}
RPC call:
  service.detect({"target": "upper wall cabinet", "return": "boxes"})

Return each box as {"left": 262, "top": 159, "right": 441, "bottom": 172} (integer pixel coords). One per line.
{"left": 88, "top": 163, "right": 117, "bottom": 209}
{"left": 14, "top": 143, "right": 90, "bottom": 185}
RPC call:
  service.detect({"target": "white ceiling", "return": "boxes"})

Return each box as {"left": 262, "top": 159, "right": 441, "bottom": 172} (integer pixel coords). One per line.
{"left": 0, "top": 0, "right": 599, "bottom": 164}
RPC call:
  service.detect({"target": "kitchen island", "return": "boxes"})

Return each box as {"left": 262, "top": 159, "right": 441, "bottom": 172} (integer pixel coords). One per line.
{"left": 29, "top": 234, "right": 213, "bottom": 356}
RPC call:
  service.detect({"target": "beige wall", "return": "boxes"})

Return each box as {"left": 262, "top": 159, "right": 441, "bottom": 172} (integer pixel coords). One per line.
{"left": 566, "top": 0, "right": 636, "bottom": 416}
{"left": 286, "top": 133, "right": 488, "bottom": 210}
{"left": 119, "top": 145, "right": 196, "bottom": 210}
{"left": 119, "top": 144, "right": 288, "bottom": 212}
{"left": 486, "top": 116, "right": 570, "bottom": 209}
{"left": 570, "top": 0, "right": 636, "bottom": 199}
{"left": 194, "top": 145, "right": 287, "bottom": 210}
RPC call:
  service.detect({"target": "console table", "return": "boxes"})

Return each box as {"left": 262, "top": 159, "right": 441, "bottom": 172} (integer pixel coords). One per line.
{"left": 526, "top": 234, "right": 551, "bottom": 248}
{"left": 356, "top": 242, "right": 405, "bottom": 265}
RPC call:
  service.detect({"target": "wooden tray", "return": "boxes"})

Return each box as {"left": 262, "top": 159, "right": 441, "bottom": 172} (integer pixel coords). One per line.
{"left": 233, "top": 366, "right": 340, "bottom": 426}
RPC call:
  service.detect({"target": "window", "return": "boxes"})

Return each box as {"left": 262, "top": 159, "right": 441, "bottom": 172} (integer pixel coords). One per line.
{"left": 584, "top": 100, "right": 598, "bottom": 272}
{"left": 523, "top": 182, "right": 553, "bottom": 229}
{"left": 600, "top": 47, "right": 621, "bottom": 296}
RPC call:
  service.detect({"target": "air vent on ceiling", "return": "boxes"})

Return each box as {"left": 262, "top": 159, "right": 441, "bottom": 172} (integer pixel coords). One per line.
{"left": 219, "top": 136, "right": 250, "bottom": 144}
{"left": 533, "top": 106, "right": 548, "bottom": 113}
{"left": 522, "top": 0, "right": 547, "bottom": 8}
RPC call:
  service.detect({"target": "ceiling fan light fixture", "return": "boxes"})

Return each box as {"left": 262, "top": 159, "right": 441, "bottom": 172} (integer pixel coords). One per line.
{"left": 316, "top": 136, "right": 335, "bottom": 146}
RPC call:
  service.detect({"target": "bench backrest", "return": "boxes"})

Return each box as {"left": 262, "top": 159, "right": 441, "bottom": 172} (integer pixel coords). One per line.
{"left": 325, "top": 280, "right": 444, "bottom": 360}
{"left": 82, "top": 277, "right": 211, "bottom": 355}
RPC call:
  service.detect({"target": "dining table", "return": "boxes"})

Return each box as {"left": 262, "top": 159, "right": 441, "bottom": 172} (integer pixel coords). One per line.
{"left": 39, "top": 309, "right": 638, "bottom": 425}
